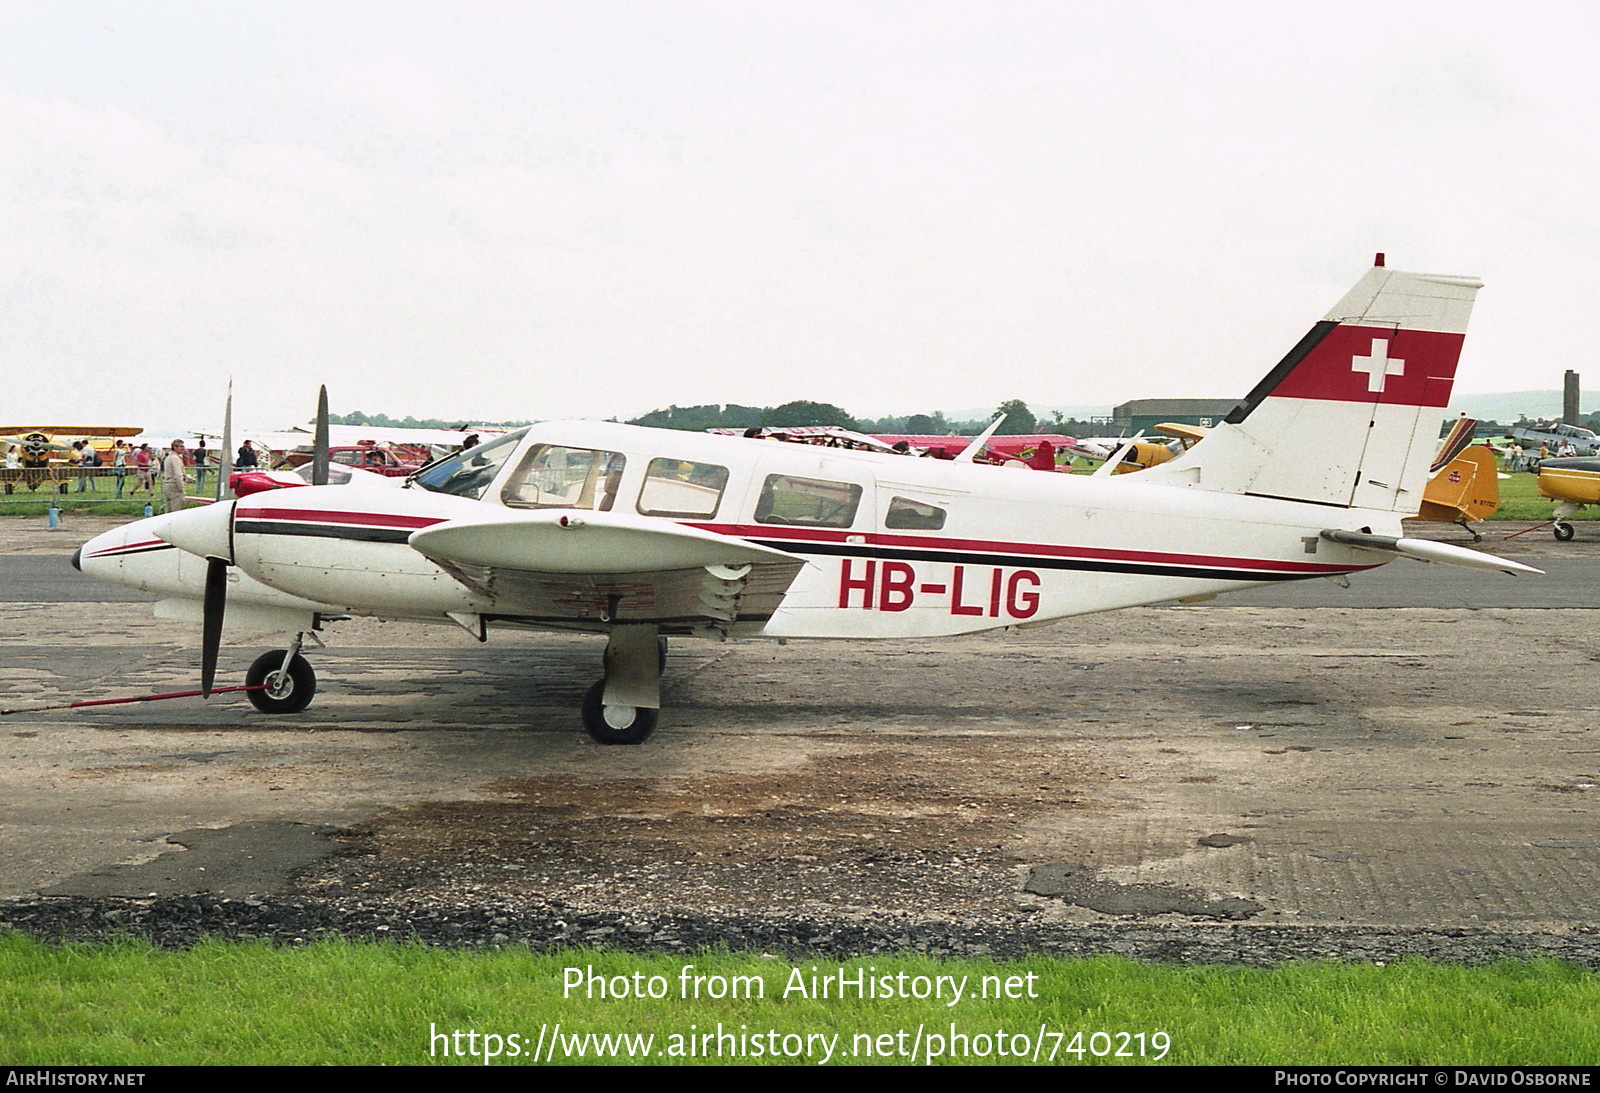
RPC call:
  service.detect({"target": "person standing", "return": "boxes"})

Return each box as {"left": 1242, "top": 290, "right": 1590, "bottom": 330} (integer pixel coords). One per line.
{"left": 73, "top": 441, "right": 91, "bottom": 492}
{"left": 161, "top": 439, "right": 188, "bottom": 514}
{"left": 193, "top": 442, "right": 211, "bottom": 493}
{"left": 112, "top": 440, "right": 128, "bottom": 498}
{"left": 236, "top": 439, "right": 259, "bottom": 469}
{"left": 134, "top": 444, "right": 153, "bottom": 494}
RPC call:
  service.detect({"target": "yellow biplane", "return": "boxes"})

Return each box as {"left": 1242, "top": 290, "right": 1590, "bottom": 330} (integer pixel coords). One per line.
{"left": 0, "top": 425, "right": 143, "bottom": 494}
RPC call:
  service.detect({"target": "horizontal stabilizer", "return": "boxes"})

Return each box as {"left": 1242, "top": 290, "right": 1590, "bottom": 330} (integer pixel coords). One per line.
{"left": 409, "top": 510, "right": 799, "bottom": 573}
{"left": 1319, "top": 530, "right": 1542, "bottom": 576}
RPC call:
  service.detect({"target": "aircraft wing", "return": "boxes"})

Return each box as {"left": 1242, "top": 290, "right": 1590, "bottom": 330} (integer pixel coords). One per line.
{"left": 408, "top": 511, "right": 808, "bottom": 634}
{"left": 0, "top": 425, "right": 141, "bottom": 438}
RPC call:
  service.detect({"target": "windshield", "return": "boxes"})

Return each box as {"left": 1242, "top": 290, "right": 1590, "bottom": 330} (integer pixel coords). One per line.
{"left": 409, "top": 429, "right": 527, "bottom": 499}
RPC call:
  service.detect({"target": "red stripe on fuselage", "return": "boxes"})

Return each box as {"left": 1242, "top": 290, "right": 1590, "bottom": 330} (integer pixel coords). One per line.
{"left": 687, "top": 522, "right": 1363, "bottom": 575}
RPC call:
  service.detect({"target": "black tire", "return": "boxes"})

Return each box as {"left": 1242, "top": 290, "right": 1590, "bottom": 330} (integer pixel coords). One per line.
{"left": 245, "top": 650, "right": 317, "bottom": 714}
{"left": 1554, "top": 522, "right": 1576, "bottom": 542}
{"left": 582, "top": 680, "right": 658, "bottom": 745}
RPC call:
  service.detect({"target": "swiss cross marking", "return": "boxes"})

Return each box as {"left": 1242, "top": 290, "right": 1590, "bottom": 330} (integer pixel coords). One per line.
{"left": 1351, "top": 338, "right": 1405, "bottom": 393}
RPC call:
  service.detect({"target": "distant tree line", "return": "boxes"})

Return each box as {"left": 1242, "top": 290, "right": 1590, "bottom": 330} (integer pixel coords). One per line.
{"left": 328, "top": 412, "right": 533, "bottom": 430}
{"left": 628, "top": 400, "right": 1103, "bottom": 436}
{"left": 331, "top": 402, "right": 1110, "bottom": 437}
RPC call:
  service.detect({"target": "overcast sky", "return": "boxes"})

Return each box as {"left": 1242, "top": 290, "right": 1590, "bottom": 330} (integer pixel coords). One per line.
{"left": 3, "top": 1, "right": 1595, "bottom": 431}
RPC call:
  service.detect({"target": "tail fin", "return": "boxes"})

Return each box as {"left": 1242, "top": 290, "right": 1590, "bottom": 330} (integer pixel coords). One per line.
{"left": 1143, "top": 257, "right": 1481, "bottom": 512}
{"left": 1419, "top": 444, "right": 1500, "bottom": 525}
{"left": 1430, "top": 416, "right": 1479, "bottom": 474}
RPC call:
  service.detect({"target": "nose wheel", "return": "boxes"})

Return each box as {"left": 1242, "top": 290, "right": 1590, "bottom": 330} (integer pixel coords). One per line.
{"left": 1554, "top": 521, "right": 1576, "bottom": 541}
{"left": 245, "top": 647, "right": 317, "bottom": 714}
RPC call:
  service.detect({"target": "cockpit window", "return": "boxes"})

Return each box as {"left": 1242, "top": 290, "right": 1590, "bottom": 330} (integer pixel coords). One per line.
{"left": 501, "top": 444, "right": 626, "bottom": 511}
{"left": 755, "top": 474, "right": 862, "bottom": 528}
{"left": 885, "top": 496, "right": 946, "bottom": 530}
{"left": 637, "top": 458, "right": 729, "bottom": 518}
{"left": 410, "top": 429, "right": 525, "bottom": 499}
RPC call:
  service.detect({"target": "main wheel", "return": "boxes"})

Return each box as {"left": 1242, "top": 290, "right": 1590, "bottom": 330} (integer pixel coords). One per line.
{"left": 1554, "top": 521, "right": 1576, "bottom": 541}
{"left": 245, "top": 650, "right": 317, "bottom": 714}
{"left": 581, "top": 680, "right": 658, "bottom": 745}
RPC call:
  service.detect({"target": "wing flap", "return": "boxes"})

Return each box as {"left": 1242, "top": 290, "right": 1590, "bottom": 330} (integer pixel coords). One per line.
{"left": 409, "top": 511, "right": 806, "bottom": 632}
{"left": 409, "top": 510, "right": 798, "bottom": 573}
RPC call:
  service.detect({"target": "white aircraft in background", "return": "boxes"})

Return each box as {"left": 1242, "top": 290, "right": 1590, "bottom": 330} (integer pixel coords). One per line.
{"left": 73, "top": 256, "right": 1537, "bottom": 743}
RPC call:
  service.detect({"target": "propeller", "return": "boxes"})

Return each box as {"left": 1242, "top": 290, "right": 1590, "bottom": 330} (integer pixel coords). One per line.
{"left": 200, "top": 381, "right": 237, "bottom": 694}
{"left": 311, "top": 385, "right": 329, "bottom": 487}
{"left": 189, "top": 384, "right": 324, "bottom": 696}
{"left": 217, "top": 379, "right": 234, "bottom": 500}
{"left": 201, "top": 556, "right": 228, "bottom": 696}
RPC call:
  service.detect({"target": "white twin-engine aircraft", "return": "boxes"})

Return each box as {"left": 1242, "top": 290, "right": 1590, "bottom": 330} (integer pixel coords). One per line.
{"left": 76, "top": 257, "right": 1538, "bottom": 743}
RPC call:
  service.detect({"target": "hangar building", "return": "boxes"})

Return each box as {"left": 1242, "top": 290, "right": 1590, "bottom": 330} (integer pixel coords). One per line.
{"left": 1112, "top": 398, "right": 1239, "bottom": 434}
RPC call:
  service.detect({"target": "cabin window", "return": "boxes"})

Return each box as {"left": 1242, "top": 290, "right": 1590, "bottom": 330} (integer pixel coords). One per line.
{"left": 411, "top": 428, "right": 525, "bottom": 499}
{"left": 754, "top": 474, "right": 862, "bottom": 528}
{"left": 637, "top": 458, "right": 729, "bottom": 518}
{"left": 885, "top": 495, "right": 946, "bottom": 531}
{"left": 501, "top": 445, "right": 626, "bottom": 511}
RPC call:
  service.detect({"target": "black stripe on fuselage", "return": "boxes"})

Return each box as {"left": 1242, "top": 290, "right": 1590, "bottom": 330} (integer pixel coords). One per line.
{"left": 749, "top": 539, "right": 1345, "bottom": 583}
{"left": 236, "top": 520, "right": 415, "bottom": 544}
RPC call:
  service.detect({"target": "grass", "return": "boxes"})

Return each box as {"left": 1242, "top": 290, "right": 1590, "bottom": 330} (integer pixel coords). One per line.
{"left": 1, "top": 937, "right": 1597, "bottom": 1066}
{"left": 1492, "top": 468, "right": 1590, "bottom": 521}
{"left": 0, "top": 464, "right": 1579, "bottom": 524}
{"left": 0, "top": 472, "right": 217, "bottom": 516}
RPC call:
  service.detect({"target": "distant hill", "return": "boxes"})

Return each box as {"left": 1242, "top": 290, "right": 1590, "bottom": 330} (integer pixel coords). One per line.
{"left": 1447, "top": 391, "right": 1600, "bottom": 424}
{"left": 963, "top": 394, "right": 1600, "bottom": 427}
{"left": 943, "top": 404, "right": 1114, "bottom": 424}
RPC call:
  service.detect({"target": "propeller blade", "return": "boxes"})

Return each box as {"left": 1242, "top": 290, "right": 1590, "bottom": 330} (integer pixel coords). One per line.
{"left": 218, "top": 379, "right": 234, "bottom": 500}
{"left": 201, "top": 557, "right": 228, "bottom": 697}
{"left": 312, "top": 385, "right": 330, "bottom": 486}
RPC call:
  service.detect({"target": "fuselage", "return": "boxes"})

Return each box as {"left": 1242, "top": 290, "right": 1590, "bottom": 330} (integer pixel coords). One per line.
{"left": 77, "top": 420, "right": 1394, "bottom": 641}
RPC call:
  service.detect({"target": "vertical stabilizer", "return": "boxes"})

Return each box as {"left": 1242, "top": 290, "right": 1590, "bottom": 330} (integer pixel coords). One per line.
{"left": 1142, "top": 260, "right": 1481, "bottom": 512}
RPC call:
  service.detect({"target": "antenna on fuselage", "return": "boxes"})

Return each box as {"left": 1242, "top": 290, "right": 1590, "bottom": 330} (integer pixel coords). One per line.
{"left": 955, "top": 415, "right": 1006, "bottom": 463}
{"left": 1092, "top": 432, "right": 1146, "bottom": 478}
